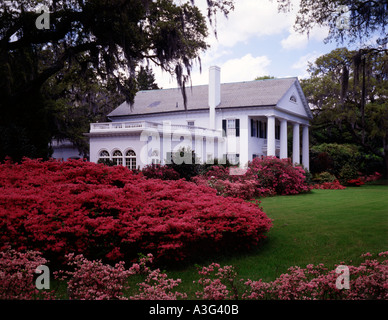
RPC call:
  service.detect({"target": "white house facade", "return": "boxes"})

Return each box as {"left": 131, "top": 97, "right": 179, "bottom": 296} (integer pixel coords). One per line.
{"left": 87, "top": 67, "right": 313, "bottom": 170}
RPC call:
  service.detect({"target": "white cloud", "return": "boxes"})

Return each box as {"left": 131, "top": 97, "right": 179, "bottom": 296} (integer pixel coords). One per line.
{"left": 291, "top": 51, "right": 322, "bottom": 79}
{"left": 205, "top": 0, "right": 294, "bottom": 49}
{"left": 280, "top": 24, "right": 330, "bottom": 50}
{"left": 153, "top": 53, "right": 271, "bottom": 88}
{"left": 220, "top": 54, "right": 271, "bottom": 83}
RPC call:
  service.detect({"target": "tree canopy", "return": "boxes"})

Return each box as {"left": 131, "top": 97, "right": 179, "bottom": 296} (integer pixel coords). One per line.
{"left": 301, "top": 48, "right": 388, "bottom": 176}
{"left": 0, "top": 0, "right": 234, "bottom": 161}
{"left": 276, "top": 0, "right": 388, "bottom": 48}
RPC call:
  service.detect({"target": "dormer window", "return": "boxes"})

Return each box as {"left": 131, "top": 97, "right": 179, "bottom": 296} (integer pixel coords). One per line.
{"left": 290, "top": 95, "right": 297, "bottom": 103}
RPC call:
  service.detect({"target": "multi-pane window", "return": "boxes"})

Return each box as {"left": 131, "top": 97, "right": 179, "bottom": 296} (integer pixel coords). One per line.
{"left": 99, "top": 150, "right": 110, "bottom": 161}
{"left": 125, "top": 150, "right": 136, "bottom": 170}
{"left": 112, "top": 150, "right": 123, "bottom": 166}
{"left": 227, "top": 119, "right": 236, "bottom": 136}
{"left": 222, "top": 119, "right": 240, "bottom": 137}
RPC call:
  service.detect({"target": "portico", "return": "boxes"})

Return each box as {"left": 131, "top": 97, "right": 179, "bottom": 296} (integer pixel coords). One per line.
{"left": 265, "top": 116, "right": 310, "bottom": 170}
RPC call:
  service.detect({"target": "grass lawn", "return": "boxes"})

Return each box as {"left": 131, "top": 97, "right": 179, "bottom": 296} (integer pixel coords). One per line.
{"left": 166, "top": 184, "right": 388, "bottom": 297}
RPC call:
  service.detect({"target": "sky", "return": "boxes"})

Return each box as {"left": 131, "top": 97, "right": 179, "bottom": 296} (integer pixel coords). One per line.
{"left": 153, "top": 0, "right": 343, "bottom": 89}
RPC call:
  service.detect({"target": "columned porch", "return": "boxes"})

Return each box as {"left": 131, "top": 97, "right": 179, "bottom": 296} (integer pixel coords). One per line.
{"left": 249, "top": 115, "right": 310, "bottom": 170}
{"left": 266, "top": 116, "right": 309, "bottom": 170}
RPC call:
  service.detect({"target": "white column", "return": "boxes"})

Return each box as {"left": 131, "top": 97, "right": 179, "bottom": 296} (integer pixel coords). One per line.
{"left": 280, "top": 119, "right": 288, "bottom": 159}
{"left": 292, "top": 123, "right": 300, "bottom": 164}
{"left": 302, "top": 125, "right": 309, "bottom": 170}
{"left": 239, "top": 116, "right": 249, "bottom": 168}
{"left": 267, "top": 116, "right": 276, "bottom": 156}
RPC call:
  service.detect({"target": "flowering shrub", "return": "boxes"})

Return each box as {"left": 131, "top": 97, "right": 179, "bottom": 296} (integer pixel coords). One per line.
{"left": 195, "top": 263, "right": 238, "bottom": 300}
{"left": 247, "top": 157, "right": 311, "bottom": 196}
{"left": 2, "top": 249, "right": 387, "bottom": 300}
{"left": 131, "top": 268, "right": 187, "bottom": 300}
{"left": 0, "top": 158, "right": 272, "bottom": 265}
{"left": 242, "top": 251, "right": 388, "bottom": 300}
{"left": 0, "top": 247, "right": 50, "bottom": 299}
{"left": 359, "top": 172, "right": 382, "bottom": 183}
{"left": 347, "top": 178, "right": 365, "bottom": 187}
{"left": 191, "top": 175, "right": 272, "bottom": 200}
{"left": 313, "top": 180, "right": 346, "bottom": 190}
{"left": 193, "top": 157, "right": 311, "bottom": 200}
{"left": 141, "top": 164, "right": 180, "bottom": 180}
{"left": 55, "top": 253, "right": 132, "bottom": 300}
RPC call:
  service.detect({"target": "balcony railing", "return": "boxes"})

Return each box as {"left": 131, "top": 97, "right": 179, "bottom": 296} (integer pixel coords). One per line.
{"left": 90, "top": 121, "right": 223, "bottom": 138}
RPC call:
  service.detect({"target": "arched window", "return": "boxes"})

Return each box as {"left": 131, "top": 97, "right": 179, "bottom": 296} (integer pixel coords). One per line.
{"left": 125, "top": 150, "right": 136, "bottom": 170}
{"left": 99, "top": 150, "right": 110, "bottom": 161}
{"left": 290, "top": 95, "right": 297, "bottom": 103}
{"left": 112, "top": 150, "right": 123, "bottom": 166}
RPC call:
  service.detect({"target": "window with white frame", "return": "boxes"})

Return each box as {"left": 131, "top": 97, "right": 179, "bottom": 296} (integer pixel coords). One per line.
{"left": 125, "top": 150, "right": 136, "bottom": 170}
{"left": 187, "top": 120, "right": 195, "bottom": 127}
{"left": 98, "top": 150, "right": 110, "bottom": 163}
{"left": 112, "top": 150, "right": 123, "bottom": 166}
{"left": 227, "top": 119, "right": 236, "bottom": 136}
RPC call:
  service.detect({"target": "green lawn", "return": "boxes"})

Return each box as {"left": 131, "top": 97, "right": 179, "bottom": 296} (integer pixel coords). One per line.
{"left": 167, "top": 185, "right": 388, "bottom": 296}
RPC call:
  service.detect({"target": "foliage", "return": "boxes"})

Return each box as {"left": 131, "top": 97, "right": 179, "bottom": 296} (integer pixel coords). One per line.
{"left": 192, "top": 156, "right": 311, "bottom": 200}
{"left": 55, "top": 253, "right": 132, "bottom": 300}
{"left": 0, "top": 247, "right": 51, "bottom": 300}
{"left": 191, "top": 157, "right": 312, "bottom": 200}
{"left": 247, "top": 157, "right": 312, "bottom": 196}
{"left": 310, "top": 143, "right": 359, "bottom": 176}
{"left": 141, "top": 164, "right": 180, "bottom": 180}
{"left": 301, "top": 47, "right": 387, "bottom": 177}
{"left": 2, "top": 249, "right": 387, "bottom": 300}
{"left": 313, "top": 171, "right": 337, "bottom": 183}
{"left": 195, "top": 263, "right": 238, "bottom": 300}
{"left": 276, "top": 0, "right": 388, "bottom": 47}
{"left": 136, "top": 66, "right": 160, "bottom": 91}
{"left": 339, "top": 163, "right": 359, "bottom": 184}
{"left": 346, "top": 178, "right": 365, "bottom": 187}
{"left": 0, "top": 0, "right": 234, "bottom": 161}
{"left": 242, "top": 251, "right": 388, "bottom": 300}
{"left": 166, "top": 147, "right": 202, "bottom": 181}
{"left": 0, "top": 158, "right": 272, "bottom": 266}
{"left": 312, "top": 180, "right": 346, "bottom": 190}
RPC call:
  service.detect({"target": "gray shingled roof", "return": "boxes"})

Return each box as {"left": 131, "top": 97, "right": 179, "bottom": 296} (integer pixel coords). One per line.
{"left": 108, "top": 77, "right": 301, "bottom": 117}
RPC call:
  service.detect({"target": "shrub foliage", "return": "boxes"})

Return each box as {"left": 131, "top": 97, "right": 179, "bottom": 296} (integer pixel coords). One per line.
{"left": 0, "top": 158, "right": 272, "bottom": 265}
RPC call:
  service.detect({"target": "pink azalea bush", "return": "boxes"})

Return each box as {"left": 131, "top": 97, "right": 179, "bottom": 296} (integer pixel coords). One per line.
{"left": 193, "top": 156, "right": 311, "bottom": 200}
{"left": 195, "top": 263, "right": 239, "bottom": 300}
{"left": 347, "top": 178, "right": 365, "bottom": 187}
{"left": 312, "top": 180, "right": 346, "bottom": 190}
{"left": 0, "top": 158, "right": 272, "bottom": 265}
{"left": 130, "top": 268, "right": 187, "bottom": 300}
{"left": 359, "top": 172, "right": 382, "bottom": 183}
{"left": 0, "top": 247, "right": 51, "bottom": 299}
{"left": 1, "top": 250, "right": 387, "bottom": 300}
{"left": 195, "top": 252, "right": 388, "bottom": 300}
{"left": 141, "top": 164, "right": 180, "bottom": 180}
{"left": 54, "top": 253, "right": 132, "bottom": 300}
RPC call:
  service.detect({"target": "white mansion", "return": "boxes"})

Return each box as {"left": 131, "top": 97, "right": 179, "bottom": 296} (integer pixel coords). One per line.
{"left": 87, "top": 67, "right": 313, "bottom": 170}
